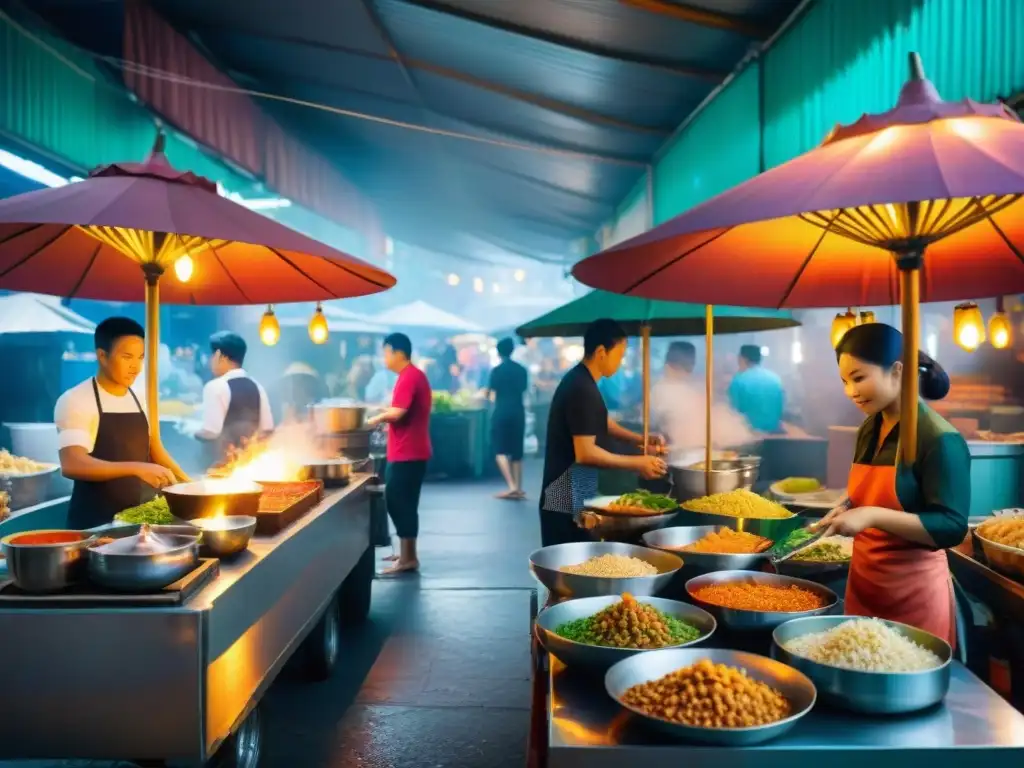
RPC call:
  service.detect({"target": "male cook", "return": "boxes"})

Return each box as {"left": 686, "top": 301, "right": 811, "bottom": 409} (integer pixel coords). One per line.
{"left": 194, "top": 331, "right": 274, "bottom": 466}
{"left": 539, "top": 318, "right": 667, "bottom": 547}
{"left": 55, "top": 317, "right": 188, "bottom": 529}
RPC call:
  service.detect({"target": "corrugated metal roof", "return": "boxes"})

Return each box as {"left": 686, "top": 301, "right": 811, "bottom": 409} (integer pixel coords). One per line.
{"left": 28, "top": 0, "right": 803, "bottom": 263}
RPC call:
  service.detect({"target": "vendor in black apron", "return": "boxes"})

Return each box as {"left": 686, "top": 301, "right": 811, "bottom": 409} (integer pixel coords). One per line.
{"left": 195, "top": 331, "right": 274, "bottom": 467}
{"left": 55, "top": 317, "right": 188, "bottom": 530}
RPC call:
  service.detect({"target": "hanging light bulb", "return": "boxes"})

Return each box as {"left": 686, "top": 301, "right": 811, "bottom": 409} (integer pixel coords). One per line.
{"left": 858, "top": 310, "right": 876, "bottom": 324}
{"left": 513, "top": 269, "right": 526, "bottom": 282}
{"left": 472, "top": 277, "right": 484, "bottom": 294}
{"left": 989, "top": 296, "right": 1013, "bottom": 350}
{"left": 830, "top": 308, "right": 857, "bottom": 348}
{"left": 953, "top": 302, "right": 985, "bottom": 352}
{"left": 259, "top": 305, "right": 280, "bottom": 346}
{"left": 447, "top": 273, "right": 460, "bottom": 286}
{"left": 308, "top": 303, "right": 329, "bottom": 345}
{"left": 174, "top": 254, "right": 194, "bottom": 283}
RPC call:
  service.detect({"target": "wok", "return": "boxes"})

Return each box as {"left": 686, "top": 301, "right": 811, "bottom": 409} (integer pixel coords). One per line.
{"left": 162, "top": 479, "right": 263, "bottom": 521}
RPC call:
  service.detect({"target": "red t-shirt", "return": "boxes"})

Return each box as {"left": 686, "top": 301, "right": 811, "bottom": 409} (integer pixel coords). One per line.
{"left": 387, "top": 364, "right": 433, "bottom": 462}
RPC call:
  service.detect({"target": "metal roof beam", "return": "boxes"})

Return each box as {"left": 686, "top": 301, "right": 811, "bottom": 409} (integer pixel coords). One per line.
{"left": 619, "top": 0, "right": 774, "bottom": 39}
{"left": 393, "top": 0, "right": 726, "bottom": 82}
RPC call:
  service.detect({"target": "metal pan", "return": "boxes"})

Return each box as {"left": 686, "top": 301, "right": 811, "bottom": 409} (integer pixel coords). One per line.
{"left": 301, "top": 457, "right": 373, "bottom": 486}
{"left": 162, "top": 479, "right": 263, "bottom": 521}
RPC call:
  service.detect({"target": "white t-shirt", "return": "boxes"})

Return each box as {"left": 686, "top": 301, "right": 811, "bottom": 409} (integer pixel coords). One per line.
{"left": 54, "top": 378, "right": 149, "bottom": 453}
{"left": 201, "top": 369, "right": 274, "bottom": 436}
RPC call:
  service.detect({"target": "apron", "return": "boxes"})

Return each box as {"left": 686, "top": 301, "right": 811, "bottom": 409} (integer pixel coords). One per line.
{"left": 205, "top": 375, "right": 263, "bottom": 468}
{"left": 844, "top": 451, "right": 957, "bottom": 648}
{"left": 67, "top": 379, "right": 154, "bottom": 530}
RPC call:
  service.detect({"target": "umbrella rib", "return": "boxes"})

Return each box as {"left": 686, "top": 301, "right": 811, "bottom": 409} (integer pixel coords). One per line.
{"left": 0, "top": 223, "right": 43, "bottom": 247}
{"left": 0, "top": 225, "right": 73, "bottom": 280}
{"left": 210, "top": 243, "right": 253, "bottom": 303}
{"left": 776, "top": 211, "right": 839, "bottom": 308}
{"left": 980, "top": 208, "right": 1024, "bottom": 267}
{"left": 622, "top": 227, "right": 733, "bottom": 295}
{"left": 67, "top": 241, "right": 103, "bottom": 299}
{"left": 267, "top": 246, "right": 336, "bottom": 297}
{"left": 316, "top": 252, "right": 393, "bottom": 289}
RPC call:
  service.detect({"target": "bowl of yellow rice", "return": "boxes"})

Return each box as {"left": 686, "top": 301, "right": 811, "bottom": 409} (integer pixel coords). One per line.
{"left": 676, "top": 489, "right": 803, "bottom": 540}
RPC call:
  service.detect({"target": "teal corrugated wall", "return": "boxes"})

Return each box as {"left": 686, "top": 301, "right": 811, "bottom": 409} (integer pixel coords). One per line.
{"left": 652, "top": 64, "right": 761, "bottom": 224}
{"left": 643, "top": 0, "right": 1024, "bottom": 224}
{"left": 764, "top": 0, "right": 1024, "bottom": 167}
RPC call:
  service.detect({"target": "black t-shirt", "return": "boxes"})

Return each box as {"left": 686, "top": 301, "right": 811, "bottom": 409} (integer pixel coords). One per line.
{"left": 489, "top": 360, "right": 528, "bottom": 417}
{"left": 541, "top": 364, "right": 607, "bottom": 512}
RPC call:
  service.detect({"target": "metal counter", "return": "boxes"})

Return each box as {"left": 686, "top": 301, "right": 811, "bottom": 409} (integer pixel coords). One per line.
{"left": 0, "top": 476, "right": 372, "bottom": 765}
{"left": 544, "top": 656, "right": 1024, "bottom": 768}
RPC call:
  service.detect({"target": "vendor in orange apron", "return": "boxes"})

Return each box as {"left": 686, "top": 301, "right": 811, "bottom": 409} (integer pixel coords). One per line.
{"left": 815, "top": 323, "right": 970, "bottom": 647}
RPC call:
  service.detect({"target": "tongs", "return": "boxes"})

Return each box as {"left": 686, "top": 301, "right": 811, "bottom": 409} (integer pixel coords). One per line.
{"left": 767, "top": 527, "right": 826, "bottom": 566}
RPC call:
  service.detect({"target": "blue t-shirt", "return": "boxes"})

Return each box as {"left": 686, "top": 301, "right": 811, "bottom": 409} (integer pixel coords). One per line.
{"left": 728, "top": 366, "right": 784, "bottom": 434}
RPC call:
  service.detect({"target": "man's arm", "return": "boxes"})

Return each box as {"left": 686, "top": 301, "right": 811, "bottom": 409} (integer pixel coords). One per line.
{"left": 607, "top": 416, "right": 642, "bottom": 444}
{"left": 573, "top": 435, "right": 646, "bottom": 470}
{"left": 368, "top": 406, "right": 408, "bottom": 425}
{"left": 258, "top": 384, "right": 275, "bottom": 432}
{"left": 149, "top": 436, "right": 190, "bottom": 483}
{"left": 194, "top": 381, "right": 226, "bottom": 441}
{"left": 59, "top": 446, "right": 145, "bottom": 483}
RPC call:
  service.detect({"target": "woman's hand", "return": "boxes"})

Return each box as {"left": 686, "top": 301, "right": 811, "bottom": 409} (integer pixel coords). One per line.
{"left": 813, "top": 506, "right": 879, "bottom": 538}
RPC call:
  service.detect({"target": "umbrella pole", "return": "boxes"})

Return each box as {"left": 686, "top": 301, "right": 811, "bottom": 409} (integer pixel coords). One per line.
{"left": 641, "top": 324, "right": 651, "bottom": 456}
{"left": 143, "top": 267, "right": 161, "bottom": 440}
{"left": 899, "top": 261, "right": 921, "bottom": 464}
{"left": 705, "top": 304, "right": 714, "bottom": 495}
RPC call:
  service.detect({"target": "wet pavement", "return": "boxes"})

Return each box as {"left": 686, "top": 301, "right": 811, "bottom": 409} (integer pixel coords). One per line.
{"left": 3, "top": 462, "right": 541, "bottom": 768}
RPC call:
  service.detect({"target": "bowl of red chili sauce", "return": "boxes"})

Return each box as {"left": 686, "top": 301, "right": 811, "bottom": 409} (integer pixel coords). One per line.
{"left": 1, "top": 529, "right": 94, "bottom": 592}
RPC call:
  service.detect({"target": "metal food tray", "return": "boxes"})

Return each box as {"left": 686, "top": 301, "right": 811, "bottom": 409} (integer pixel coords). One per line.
{"left": 255, "top": 480, "right": 325, "bottom": 535}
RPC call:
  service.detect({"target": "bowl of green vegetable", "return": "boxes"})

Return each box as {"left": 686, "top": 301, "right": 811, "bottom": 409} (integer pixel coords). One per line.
{"left": 580, "top": 491, "right": 679, "bottom": 542}
{"left": 535, "top": 594, "right": 716, "bottom": 670}
{"left": 112, "top": 497, "right": 181, "bottom": 527}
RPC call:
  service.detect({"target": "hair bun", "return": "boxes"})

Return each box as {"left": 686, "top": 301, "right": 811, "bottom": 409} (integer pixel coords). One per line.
{"left": 917, "top": 351, "right": 950, "bottom": 401}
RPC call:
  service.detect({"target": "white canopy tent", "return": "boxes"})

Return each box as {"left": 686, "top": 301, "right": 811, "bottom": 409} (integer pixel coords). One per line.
{"left": 373, "top": 300, "right": 482, "bottom": 333}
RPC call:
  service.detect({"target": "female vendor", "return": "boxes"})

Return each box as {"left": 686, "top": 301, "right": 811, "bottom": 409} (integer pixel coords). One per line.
{"left": 816, "top": 322, "right": 969, "bottom": 646}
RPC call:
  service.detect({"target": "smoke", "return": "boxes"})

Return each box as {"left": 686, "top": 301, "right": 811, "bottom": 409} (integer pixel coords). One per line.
{"left": 650, "top": 375, "right": 755, "bottom": 463}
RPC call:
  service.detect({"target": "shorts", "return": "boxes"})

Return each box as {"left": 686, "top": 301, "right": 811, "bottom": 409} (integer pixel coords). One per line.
{"left": 492, "top": 411, "right": 526, "bottom": 461}
{"left": 384, "top": 460, "right": 427, "bottom": 539}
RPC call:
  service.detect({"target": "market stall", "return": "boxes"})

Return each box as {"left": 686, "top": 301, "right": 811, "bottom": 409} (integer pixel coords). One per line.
{"left": 0, "top": 476, "right": 374, "bottom": 766}
{"left": 516, "top": 291, "right": 799, "bottom": 496}
{"left": 525, "top": 53, "right": 1024, "bottom": 765}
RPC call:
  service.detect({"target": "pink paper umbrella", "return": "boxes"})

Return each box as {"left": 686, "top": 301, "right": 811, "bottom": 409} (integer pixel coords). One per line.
{"left": 0, "top": 133, "right": 395, "bottom": 431}
{"left": 574, "top": 53, "right": 1024, "bottom": 461}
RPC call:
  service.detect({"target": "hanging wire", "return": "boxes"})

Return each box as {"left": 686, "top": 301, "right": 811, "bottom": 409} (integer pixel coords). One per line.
{"left": 1, "top": 9, "right": 644, "bottom": 168}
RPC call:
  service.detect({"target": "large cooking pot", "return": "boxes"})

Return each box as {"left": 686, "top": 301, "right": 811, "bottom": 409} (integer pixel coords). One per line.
{"left": 162, "top": 479, "right": 263, "bottom": 520}
{"left": 88, "top": 525, "right": 200, "bottom": 591}
{"left": 310, "top": 400, "right": 367, "bottom": 434}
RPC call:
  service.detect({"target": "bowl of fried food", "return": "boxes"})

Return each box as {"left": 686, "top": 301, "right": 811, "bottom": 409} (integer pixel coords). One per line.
{"left": 974, "top": 514, "right": 1024, "bottom": 580}
{"left": 579, "top": 491, "right": 679, "bottom": 541}
{"left": 773, "top": 535, "right": 853, "bottom": 577}
{"left": 536, "top": 593, "right": 716, "bottom": 670}
{"left": 643, "top": 525, "right": 772, "bottom": 574}
{"left": 605, "top": 649, "right": 816, "bottom": 745}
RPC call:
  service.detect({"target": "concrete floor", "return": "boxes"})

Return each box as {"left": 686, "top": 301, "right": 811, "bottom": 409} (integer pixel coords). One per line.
{"left": 4, "top": 461, "right": 542, "bottom": 768}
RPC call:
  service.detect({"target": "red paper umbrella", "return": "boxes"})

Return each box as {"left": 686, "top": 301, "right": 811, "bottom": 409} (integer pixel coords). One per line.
{"left": 574, "top": 54, "right": 1024, "bottom": 460}
{"left": 0, "top": 133, "right": 395, "bottom": 431}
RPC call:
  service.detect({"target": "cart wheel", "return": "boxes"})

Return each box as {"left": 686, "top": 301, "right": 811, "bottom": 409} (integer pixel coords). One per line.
{"left": 303, "top": 594, "right": 341, "bottom": 681}
{"left": 207, "top": 705, "right": 262, "bottom": 768}
{"left": 338, "top": 544, "right": 374, "bottom": 625}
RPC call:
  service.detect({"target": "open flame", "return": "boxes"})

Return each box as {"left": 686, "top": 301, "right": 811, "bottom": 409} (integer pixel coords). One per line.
{"left": 214, "top": 424, "right": 318, "bottom": 486}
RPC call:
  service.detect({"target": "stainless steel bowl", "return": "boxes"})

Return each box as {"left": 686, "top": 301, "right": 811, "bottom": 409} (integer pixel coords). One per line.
{"left": 529, "top": 541, "right": 682, "bottom": 599}
{"left": 685, "top": 570, "right": 839, "bottom": 631}
{"left": 605, "top": 647, "right": 816, "bottom": 745}
{"left": 671, "top": 458, "right": 761, "bottom": 501}
{"left": 536, "top": 595, "right": 715, "bottom": 670}
{"left": 772, "top": 615, "right": 952, "bottom": 714}
{"left": 576, "top": 509, "right": 678, "bottom": 542}
{"left": 0, "top": 529, "right": 93, "bottom": 592}
{"left": 189, "top": 515, "right": 257, "bottom": 557}
{"left": 671, "top": 508, "right": 802, "bottom": 543}
{"left": 87, "top": 531, "right": 200, "bottom": 591}
{"left": 974, "top": 522, "right": 1024, "bottom": 580}
{"left": 642, "top": 525, "right": 770, "bottom": 574}
{"left": 163, "top": 479, "right": 263, "bottom": 521}
{"left": 310, "top": 401, "right": 367, "bottom": 434}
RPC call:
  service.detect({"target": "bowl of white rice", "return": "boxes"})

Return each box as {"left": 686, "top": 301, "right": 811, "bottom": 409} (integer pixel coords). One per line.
{"left": 771, "top": 615, "right": 952, "bottom": 714}
{"left": 529, "top": 541, "right": 683, "bottom": 599}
